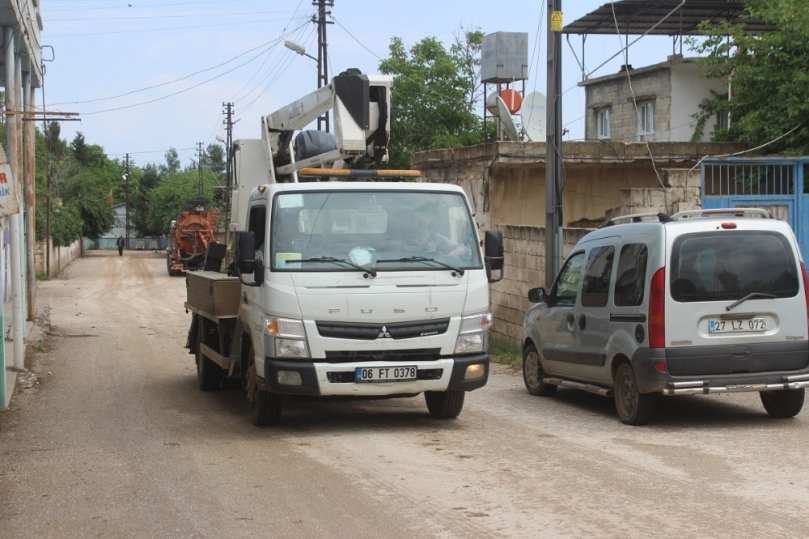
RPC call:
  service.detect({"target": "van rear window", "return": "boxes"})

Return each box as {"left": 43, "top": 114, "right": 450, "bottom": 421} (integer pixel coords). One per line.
{"left": 670, "top": 231, "right": 799, "bottom": 302}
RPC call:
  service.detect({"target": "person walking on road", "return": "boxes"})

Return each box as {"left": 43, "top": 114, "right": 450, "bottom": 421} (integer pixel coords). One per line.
{"left": 116, "top": 236, "right": 125, "bottom": 256}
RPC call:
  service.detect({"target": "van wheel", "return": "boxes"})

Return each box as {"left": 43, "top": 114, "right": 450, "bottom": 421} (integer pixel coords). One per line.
{"left": 614, "top": 363, "right": 657, "bottom": 425}
{"left": 425, "top": 390, "right": 465, "bottom": 419}
{"left": 196, "top": 323, "right": 224, "bottom": 391}
{"left": 523, "top": 343, "right": 557, "bottom": 396}
{"left": 245, "top": 346, "right": 283, "bottom": 426}
{"left": 760, "top": 389, "right": 805, "bottom": 418}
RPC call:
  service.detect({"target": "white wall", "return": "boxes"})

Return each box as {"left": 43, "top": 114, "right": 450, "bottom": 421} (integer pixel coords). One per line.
{"left": 670, "top": 63, "right": 728, "bottom": 142}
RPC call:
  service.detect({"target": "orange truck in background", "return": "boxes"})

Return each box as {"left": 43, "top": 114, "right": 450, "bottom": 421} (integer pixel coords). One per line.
{"left": 167, "top": 198, "right": 219, "bottom": 276}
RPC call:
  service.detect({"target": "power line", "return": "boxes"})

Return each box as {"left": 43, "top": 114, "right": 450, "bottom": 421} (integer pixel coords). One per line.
{"left": 46, "top": 15, "right": 309, "bottom": 38}
{"left": 77, "top": 22, "right": 310, "bottom": 115}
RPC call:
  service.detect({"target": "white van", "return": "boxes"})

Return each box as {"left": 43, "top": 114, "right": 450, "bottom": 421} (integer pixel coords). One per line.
{"left": 522, "top": 209, "right": 809, "bottom": 425}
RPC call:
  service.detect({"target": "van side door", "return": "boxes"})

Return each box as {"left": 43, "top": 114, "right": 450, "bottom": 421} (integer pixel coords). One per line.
{"left": 571, "top": 241, "right": 616, "bottom": 383}
{"left": 538, "top": 251, "right": 585, "bottom": 377}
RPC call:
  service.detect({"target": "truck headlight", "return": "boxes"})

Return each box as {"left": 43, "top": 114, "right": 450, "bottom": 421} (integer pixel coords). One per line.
{"left": 276, "top": 338, "right": 309, "bottom": 358}
{"left": 455, "top": 313, "right": 491, "bottom": 354}
{"left": 265, "top": 317, "right": 310, "bottom": 358}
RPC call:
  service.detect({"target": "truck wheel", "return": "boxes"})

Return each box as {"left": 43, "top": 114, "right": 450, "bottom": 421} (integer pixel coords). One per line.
{"left": 196, "top": 323, "right": 223, "bottom": 391}
{"left": 760, "top": 388, "right": 805, "bottom": 418}
{"left": 425, "top": 390, "right": 465, "bottom": 419}
{"left": 523, "top": 343, "right": 557, "bottom": 396}
{"left": 245, "top": 347, "right": 282, "bottom": 426}
{"left": 614, "top": 363, "right": 657, "bottom": 426}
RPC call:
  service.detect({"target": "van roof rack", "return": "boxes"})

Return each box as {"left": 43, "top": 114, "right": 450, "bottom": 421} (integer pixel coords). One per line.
{"left": 602, "top": 212, "right": 672, "bottom": 227}
{"left": 671, "top": 208, "right": 772, "bottom": 220}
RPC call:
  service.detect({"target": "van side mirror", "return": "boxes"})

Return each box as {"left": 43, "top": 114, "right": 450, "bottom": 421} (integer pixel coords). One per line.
{"left": 527, "top": 287, "right": 547, "bottom": 303}
{"left": 484, "top": 229, "right": 504, "bottom": 283}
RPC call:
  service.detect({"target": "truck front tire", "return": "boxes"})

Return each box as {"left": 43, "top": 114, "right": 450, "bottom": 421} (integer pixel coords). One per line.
{"left": 425, "top": 390, "right": 465, "bottom": 419}
{"left": 245, "top": 345, "right": 282, "bottom": 426}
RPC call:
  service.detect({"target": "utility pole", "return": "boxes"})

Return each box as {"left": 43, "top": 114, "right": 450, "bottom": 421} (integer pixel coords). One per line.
{"left": 222, "top": 102, "right": 234, "bottom": 189}
{"left": 197, "top": 142, "right": 203, "bottom": 197}
{"left": 222, "top": 103, "right": 234, "bottom": 250}
{"left": 313, "top": 0, "right": 333, "bottom": 131}
{"left": 545, "top": 0, "right": 564, "bottom": 287}
{"left": 124, "top": 153, "right": 130, "bottom": 250}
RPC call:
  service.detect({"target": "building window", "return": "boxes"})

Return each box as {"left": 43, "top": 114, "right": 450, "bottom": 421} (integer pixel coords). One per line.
{"left": 716, "top": 111, "right": 729, "bottom": 131}
{"left": 597, "top": 108, "right": 611, "bottom": 140}
{"left": 638, "top": 101, "right": 655, "bottom": 139}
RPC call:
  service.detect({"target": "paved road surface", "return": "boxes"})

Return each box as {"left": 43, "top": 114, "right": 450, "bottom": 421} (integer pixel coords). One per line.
{"left": 1, "top": 250, "right": 808, "bottom": 538}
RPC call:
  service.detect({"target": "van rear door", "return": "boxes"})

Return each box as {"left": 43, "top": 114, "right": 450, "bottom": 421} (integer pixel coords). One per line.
{"left": 665, "top": 226, "right": 809, "bottom": 376}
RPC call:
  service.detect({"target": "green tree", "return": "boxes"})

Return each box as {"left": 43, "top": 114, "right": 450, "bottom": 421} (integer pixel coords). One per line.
{"left": 378, "top": 31, "right": 486, "bottom": 169}
{"left": 692, "top": 0, "right": 809, "bottom": 153}
{"left": 146, "top": 170, "right": 221, "bottom": 234}
{"left": 203, "top": 143, "right": 226, "bottom": 176}
{"left": 132, "top": 164, "right": 162, "bottom": 236}
{"left": 61, "top": 168, "right": 117, "bottom": 240}
{"left": 161, "top": 147, "right": 181, "bottom": 174}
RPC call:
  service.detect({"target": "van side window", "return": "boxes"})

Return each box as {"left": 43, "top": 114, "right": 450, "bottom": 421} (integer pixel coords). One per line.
{"left": 614, "top": 244, "right": 648, "bottom": 306}
{"left": 581, "top": 246, "right": 615, "bottom": 307}
{"left": 552, "top": 252, "right": 585, "bottom": 306}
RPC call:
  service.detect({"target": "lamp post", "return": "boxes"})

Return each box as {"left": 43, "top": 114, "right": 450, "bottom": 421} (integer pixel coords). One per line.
{"left": 284, "top": 39, "right": 328, "bottom": 131}
{"left": 284, "top": 40, "right": 317, "bottom": 61}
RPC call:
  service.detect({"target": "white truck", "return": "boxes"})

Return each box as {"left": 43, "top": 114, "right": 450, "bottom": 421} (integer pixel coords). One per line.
{"left": 184, "top": 70, "right": 504, "bottom": 426}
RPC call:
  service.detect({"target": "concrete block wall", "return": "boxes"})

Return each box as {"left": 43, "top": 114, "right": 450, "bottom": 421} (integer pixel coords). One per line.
{"left": 606, "top": 168, "right": 702, "bottom": 218}
{"left": 490, "top": 225, "right": 590, "bottom": 346}
{"left": 586, "top": 68, "right": 672, "bottom": 142}
{"left": 35, "top": 238, "right": 82, "bottom": 278}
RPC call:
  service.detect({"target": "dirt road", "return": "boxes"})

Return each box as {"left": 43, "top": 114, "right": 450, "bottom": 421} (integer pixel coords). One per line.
{"left": 2, "top": 250, "right": 808, "bottom": 538}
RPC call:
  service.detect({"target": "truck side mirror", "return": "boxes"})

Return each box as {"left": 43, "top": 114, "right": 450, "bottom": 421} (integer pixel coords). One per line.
{"left": 235, "top": 231, "right": 256, "bottom": 275}
{"left": 484, "top": 229, "right": 504, "bottom": 283}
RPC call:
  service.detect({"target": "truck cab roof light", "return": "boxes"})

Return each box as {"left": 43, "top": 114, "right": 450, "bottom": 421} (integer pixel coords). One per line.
{"left": 297, "top": 167, "right": 422, "bottom": 178}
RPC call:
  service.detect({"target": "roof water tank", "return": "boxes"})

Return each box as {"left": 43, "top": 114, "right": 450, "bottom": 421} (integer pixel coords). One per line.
{"left": 481, "top": 32, "right": 529, "bottom": 83}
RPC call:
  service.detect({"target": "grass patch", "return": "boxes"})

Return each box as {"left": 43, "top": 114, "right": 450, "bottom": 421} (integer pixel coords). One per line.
{"left": 36, "top": 273, "right": 50, "bottom": 281}
{"left": 489, "top": 335, "right": 522, "bottom": 367}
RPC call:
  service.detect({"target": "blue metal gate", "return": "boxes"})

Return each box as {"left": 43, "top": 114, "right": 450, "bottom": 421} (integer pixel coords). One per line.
{"left": 702, "top": 157, "right": 809, "bottom": 260}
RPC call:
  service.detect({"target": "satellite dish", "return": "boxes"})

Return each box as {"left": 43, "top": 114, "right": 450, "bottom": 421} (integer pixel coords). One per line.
{"left": 495, "top": 96, "right": 520, "bottom": 142}
{"left": 521, "top": 91, "right": 546, "bottom": 142}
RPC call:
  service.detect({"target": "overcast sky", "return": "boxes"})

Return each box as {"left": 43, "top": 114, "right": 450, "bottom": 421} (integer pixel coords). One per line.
{"left": 40, "top": 1, "right": 677, "bottom": 168}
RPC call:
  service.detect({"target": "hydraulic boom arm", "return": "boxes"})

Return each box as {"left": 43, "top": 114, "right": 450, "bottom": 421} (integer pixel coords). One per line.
{"left": 260, "top": 71, "right": 393, "bottom": 175}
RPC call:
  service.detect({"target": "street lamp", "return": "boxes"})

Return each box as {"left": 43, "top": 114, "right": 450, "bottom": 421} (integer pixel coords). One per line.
{"left": 284, "top": 39, "right": 328, "bottom": 131}
{"left": 284, "top": 40, "right": 317, "bottom": 61}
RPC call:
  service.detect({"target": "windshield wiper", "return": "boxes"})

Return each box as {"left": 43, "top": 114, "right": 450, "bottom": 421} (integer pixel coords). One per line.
{"left": 725, "top": 292, "right": 776, "bottom": 311}
{"left": 377, "top": 256, "right": 464, "bottom": 276}
{"left": 292, "top": 256, "right": 377, "bottom": 278}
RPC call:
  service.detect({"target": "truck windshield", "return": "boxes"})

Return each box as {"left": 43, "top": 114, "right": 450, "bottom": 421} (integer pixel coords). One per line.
{"left": 269, "top": 190, "right": 482, "bottom": 272}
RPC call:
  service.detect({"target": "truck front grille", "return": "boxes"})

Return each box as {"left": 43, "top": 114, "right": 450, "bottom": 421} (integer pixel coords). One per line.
{"left": 316, "top": 319, "right": 450, "bottom": 341}
{"left": 324, "top": 348, "right": 441, "bottom": 363}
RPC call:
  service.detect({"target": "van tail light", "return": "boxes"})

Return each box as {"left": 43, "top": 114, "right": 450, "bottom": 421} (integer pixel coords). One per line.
{"left": 649, "top": 267, "right": 666, "bottom": 348}
{"left": 801, "top": 262, "right": 809, "bottom": 331}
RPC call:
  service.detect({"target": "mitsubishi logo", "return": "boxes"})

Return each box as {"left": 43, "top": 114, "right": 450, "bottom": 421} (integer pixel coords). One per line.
{"left": 377, "top": 325, "right": 392, "bottom": 339}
